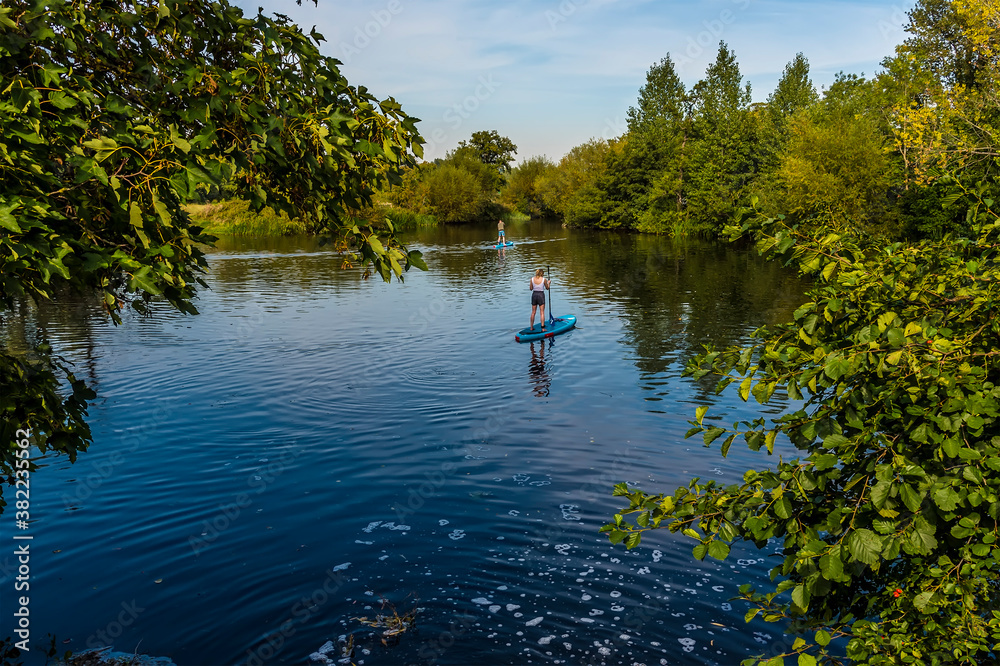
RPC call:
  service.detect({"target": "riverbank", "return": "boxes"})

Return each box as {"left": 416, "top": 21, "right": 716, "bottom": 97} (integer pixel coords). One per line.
{"left": 183, "top": 199, "right": 529, "bottom": 236}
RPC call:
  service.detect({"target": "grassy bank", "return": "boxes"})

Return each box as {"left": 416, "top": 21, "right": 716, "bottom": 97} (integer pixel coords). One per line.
{"left": 183, "top": 200, "right": 307, "bottom": 236}
{"left": 183, "top": 199, "right": 532, "bottom": 237}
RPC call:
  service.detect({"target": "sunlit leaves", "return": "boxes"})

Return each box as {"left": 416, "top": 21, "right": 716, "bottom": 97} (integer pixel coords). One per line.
{"left": 1, "top": 0, "right": 424, "bottom": 494}
{"left": 605, "top": 182, "right": 1000, "bottom": 664}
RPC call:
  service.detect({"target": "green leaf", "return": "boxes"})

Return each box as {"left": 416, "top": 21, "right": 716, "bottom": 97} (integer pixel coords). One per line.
{"left": 819, "top": 551, "right": 844, "bottom": 580}
{"left": 407, "top": 250, "right": 427, "bottom": 271}
{"left": 798, "top": 654, "right": 817, "bottom": 666}
{"left": 703, "top": 427, "right": 726, "bottom": 446}
{"left": 913, "top": 590, "right": 937, "bottom": 613}
{"left": 932, "top": 486, "right": 961, "bottom": 511}
{"left": 899, "top": 483, "right": 922, "bottom": 513}
{"left": 128, "top": 267, "right": 161, "bottom": 295}
{"left": 815, "top": 629, "right": 831, "bottom": 646}
{"left": 707, "top": 540, "right": 730, "bottom": 561}
{"left": 774, "top": 496, "right": 793, "bottom": 519}
{"left": 847, "top": 528, "right": 882, "bottom": 566}
{"left": 129, "top": 202, "right": 143, "bottom": 228}
{"left": 739, "top": 377, "right": 752, "bottom": 401}
{"left": 367, "top": 235, "right": 385, "bottom": 254}
{"left": 0, "top": 205, "right": 21, "bottom": 232}
{"left": 791, "top": 584, "right": 809, "bottom": 610}
{"left": 887, "top": 327, "right": 905, "bottom": 346}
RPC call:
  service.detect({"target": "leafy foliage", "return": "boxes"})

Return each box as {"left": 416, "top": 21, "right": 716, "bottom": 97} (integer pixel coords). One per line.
{"left": 0, "top": 0, "right": 424, "bottom": 491}
{"left": 502, "top": 156, "right": 557, "bottom": 217}
{"left": 603, "top": 181, "right": 1000, "bottom": 664}
{"left": 457, "top": 129, "right": 518, "bottom": 182}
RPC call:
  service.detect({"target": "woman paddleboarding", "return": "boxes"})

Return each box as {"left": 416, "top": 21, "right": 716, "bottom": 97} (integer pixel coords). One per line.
{"left": 529, "top": 268, "right": 550, "bottom": 331}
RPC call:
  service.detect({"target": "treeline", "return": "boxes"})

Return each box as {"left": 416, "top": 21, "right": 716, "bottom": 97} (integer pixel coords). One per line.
{"left": 605, "top": 1, "right": 1000, "bottom": 663}
{"left": 491, "top": 0, "right": 996, "bottom": 241}
{"left": 379, "top": 129, "right": 527, "bottom": 226}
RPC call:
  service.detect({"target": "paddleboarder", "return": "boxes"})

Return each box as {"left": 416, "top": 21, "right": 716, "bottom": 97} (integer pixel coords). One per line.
{"left": 529, "top": 268, "right": 550, "bottom": 332}
{"left": 497, "top": 219, "right": 506, "bottom": 246}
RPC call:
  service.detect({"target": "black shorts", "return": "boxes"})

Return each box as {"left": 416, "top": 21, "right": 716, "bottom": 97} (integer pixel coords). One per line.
{"left": 531, "top": 291, "right": 545, "bottom": 306}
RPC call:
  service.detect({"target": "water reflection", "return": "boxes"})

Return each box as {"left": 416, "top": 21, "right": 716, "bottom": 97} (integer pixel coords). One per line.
{"left": 527, "top": 339, "right": 551, "bottom": 397}
{"left": 19, "top": 219, "right": 813, "bottom": 666}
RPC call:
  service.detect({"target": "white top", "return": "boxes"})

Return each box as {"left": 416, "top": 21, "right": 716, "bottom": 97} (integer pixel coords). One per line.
{"left": 531, "top": 277, "right": 547, "bottom": 291}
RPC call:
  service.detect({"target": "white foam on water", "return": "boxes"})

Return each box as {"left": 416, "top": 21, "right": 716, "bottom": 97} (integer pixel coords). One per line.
{"left": 439, "top": 519, "right": 450, "bottom": 526}
{"left": 539, "top": 636, "right": 555, "bottom": 645}
{"left": 332, "top": 562, "right": 351, "bottom": 571}
{"left": 362, "top": 521, "right": 382, "bottom": 533}
{"left": 448, "top": 529, "right": 466, "bottom": 540}
{"left": 526, "top": 617, "right": 544, "bottom": 627}
{"left": 506, "top": 604, "right": 520, "bottom": 611}
{"left": 471, "top": 597, "right": 490, "bottom": 605}
{"left": 489, "top": 605, "right": 501, "bottom": 613}
{"left": 678, "top": 637, "right": 696, "bottom": 652}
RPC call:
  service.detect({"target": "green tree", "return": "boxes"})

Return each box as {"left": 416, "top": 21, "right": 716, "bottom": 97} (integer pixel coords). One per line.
{"left": 604, "top": 182, "right": 1000, "bottom": 664}
{"left": 537, "top": 138, "right": 614, "bottom": 221}
{"left": 0, "top": 0, "right": 424, "bottom": 496}
{"left": 758, "top": 53, "right": 818, "bottom": 171}
{"left": 627, "top": 54, "right": 689, "bottom": 143}
{"left": 502, "top": 156, "right": 556, "bottom": 217}
{"left": 623, "top": 54, "right": 694, "bottom": 234}
{"left": 687, "top": 42, "right": 756, "bottom": 229}
{"left": 422, "top": 163, "right": 487, "bottom": 222}
{"left": 767, "top": 75, "right": 898, "bottom": 237}
{"left": 457, "top": 129, "right": 518, "bottom": 186}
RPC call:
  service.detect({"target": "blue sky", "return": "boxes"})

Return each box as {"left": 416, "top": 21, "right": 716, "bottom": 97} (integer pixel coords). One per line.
{"left": 246, "top": 0, "right": 914, "bottom": 163}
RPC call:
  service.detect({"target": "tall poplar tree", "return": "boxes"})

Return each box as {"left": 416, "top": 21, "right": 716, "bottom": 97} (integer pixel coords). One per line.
{"left": 687, "top": 42, "right": 755, "bottom": 228}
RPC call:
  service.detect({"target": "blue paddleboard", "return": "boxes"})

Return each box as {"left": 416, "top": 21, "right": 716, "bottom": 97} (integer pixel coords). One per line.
{"left": 515, "top": 315, "right": 577, "bottom": 342}
{"left": 493, "top": 241, "right": 515, "bottom": 248}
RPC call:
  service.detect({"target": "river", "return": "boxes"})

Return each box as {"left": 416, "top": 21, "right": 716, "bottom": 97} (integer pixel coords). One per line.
{"left": 11, "top": 218, "right": 811, "bottom": 665}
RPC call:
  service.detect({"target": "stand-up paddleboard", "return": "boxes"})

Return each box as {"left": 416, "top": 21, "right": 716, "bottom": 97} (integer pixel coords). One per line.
{"left": 493, "top": 241, "right": 515, "bottom": 248}
{"left": 515, "top": 315, "right": 576, "bottom": 342}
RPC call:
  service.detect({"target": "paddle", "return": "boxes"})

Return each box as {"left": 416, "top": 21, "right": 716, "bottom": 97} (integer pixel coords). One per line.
{"left": 546, "top": 264, "right": 555, "bottom": 325}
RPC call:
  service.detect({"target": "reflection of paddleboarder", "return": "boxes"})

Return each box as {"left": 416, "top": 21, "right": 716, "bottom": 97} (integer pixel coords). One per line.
{"left": 528, "top": 340, "right": 551, "bottom": 397}
{"left": 497, "top": 219, "right": 505, "bottom": 245}
{"left": 529, "top": 268, "right": 550, "bottom": 331}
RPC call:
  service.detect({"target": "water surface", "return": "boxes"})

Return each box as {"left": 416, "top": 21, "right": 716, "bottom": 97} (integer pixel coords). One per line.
{"left": 10, "top": 219, "right": 810, "bottom": 665}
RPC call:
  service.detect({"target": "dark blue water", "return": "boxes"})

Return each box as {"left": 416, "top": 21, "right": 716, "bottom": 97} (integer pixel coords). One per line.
{"left": 6, "top": 219, "right": 810, "bottom": 665}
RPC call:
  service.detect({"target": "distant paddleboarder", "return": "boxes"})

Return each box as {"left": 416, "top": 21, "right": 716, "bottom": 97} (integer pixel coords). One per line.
{"left": 497, "top": 219, "right": 506, "bottom": 246}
